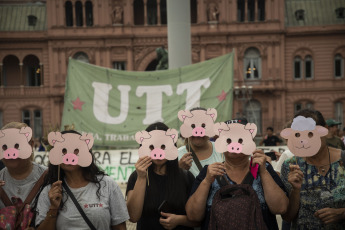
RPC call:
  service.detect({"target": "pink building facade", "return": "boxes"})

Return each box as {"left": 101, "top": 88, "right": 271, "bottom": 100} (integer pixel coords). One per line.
{"left": 0, "top": 0, "right": 344, "bottom": 145}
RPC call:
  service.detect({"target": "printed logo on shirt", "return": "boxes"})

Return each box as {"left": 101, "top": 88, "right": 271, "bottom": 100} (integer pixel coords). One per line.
{"left": 84, "top": 203, "right": 103, "bottom": 208}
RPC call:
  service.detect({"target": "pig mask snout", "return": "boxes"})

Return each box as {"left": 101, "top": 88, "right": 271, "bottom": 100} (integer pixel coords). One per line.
{"left": 228, "top": 142, "right": 242, "bottom": 154}
{"left": 3, "top": 148, "right": 19, "bottom": 159}
{"left": 192, "top": 124, "right": 206, "bottom": 137}
{"left": 150, "top": 148, "right": 165, "bottom": 160}
{"left": 63, "top": 153, "right": 79, "bottom": 165}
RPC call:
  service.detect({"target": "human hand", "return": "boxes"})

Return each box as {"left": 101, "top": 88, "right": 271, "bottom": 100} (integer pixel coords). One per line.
{"left": 314, "top": 208, "right": 344, "bottom": 224}
{"left": 252, "top": 149, "right": 267, "bottom": 174}
{"left": 178, "top": 152, "right": 192, "bottom": 170}
{"left": 288, "top": 164, "right": 303, "bottom": 190}
{"left": 159, "top": 212, "right": 180, "bottom": 229}
{"left": 135, "top": 156, "right": 152, "bottom": 178}
{"left": 48, "top": 180, "right": 62, "bottom": 209}
{"left": 205, "top": 162, "right": 225, "bottom": 185}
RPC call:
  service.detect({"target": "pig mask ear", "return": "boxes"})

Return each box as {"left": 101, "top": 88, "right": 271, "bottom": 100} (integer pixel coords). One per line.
{"left": 206, "top": 108, "right": 218, "bottom": 122}
{"left": 19, "top": 127, "right": 32, "bottom": 142}
{"left": 244, "top": 123, "right": 257, "bottom": 138}
{"left": 166, "top": 129, "right": 179, "bottom": 143}
{"left": 177, "top": 110, "right": 194, "bottom": 122}
{"left": 280, "top": 128, "right": 292, "bottom": 139}
{"left": 135, "top": 131, "right": 151, "bottom": 144}
{"left": 213, "top": 122, "right": 230, "bottom": 136}
{"left": 48, "top": 132, "right": 65, "bottom": 146}
{"left": 80, "top": 133, "right": 94, "bottom": 150}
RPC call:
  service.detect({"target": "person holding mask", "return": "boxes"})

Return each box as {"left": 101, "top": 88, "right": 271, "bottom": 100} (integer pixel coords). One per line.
{"left": 34, "top": 130, "right": 128, "bottom": 230}
{"left": 281, "top": 109, "right": 345, "bottom": 229}
{"left": 0, "top": 122, "right": 47, "bottom": 209}
{"left": 178, "top": 107, "right": 222, "bottom": 177}
{"left": 126, "top": 122, "right": 198, "bottom": 230}
{"left": 185, "top": 119, "right": 288, "bottom": 230}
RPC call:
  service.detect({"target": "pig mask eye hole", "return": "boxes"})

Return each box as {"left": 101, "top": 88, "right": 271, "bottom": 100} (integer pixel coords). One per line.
{"left": 295, "top": 133, "right": 300, "bottom": 138}
{"left": 62, "top": 148, "right": 67, "bottom": 154}
{"left": 226, "top": 138, "right": 232, "bottom": 144}
{"left": 161, "top": 145, "right": 166, "bottom": 150}
{"left": 2, "top": 145, "right": 7, "bottom": 151}
{"left": 14, "top": 144, "right": 19, "bottom": 149}
{"left": 149, "top": 145, "right": 154, "bottom": 151}
{"left": 308, "top": 132, "right": 313, "bottom": 138}
{"left": 238, "top": 138, "right": 243, "bottom": 144}
{"left": 201, "top": 123, "right": 206, "bottom": 128}
{"left": 191, "top": 124, "right": 195, "bottom": 129}
{"left": 74, "top": 149, "right": 79, "bottom": 155}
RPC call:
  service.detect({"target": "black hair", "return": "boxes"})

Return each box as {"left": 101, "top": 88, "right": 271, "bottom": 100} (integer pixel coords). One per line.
{"left": 142, "top": 122, "right": 190, "bottom": 216}
{"left": 294, "top": 109, "right": 326, "bottom": 127}
{"left": 32, "top": 130, "right": 105, "bottom": 214}
{"left": 267, "top": 127, "right": 274, "bottom": 132}
{"left": 190, "top": 107, "right": 207, "bottom": 112}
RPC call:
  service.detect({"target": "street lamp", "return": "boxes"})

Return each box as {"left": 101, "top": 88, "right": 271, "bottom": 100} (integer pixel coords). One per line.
{"left": 233, "top": 85, "right": 253, "bottom": 117}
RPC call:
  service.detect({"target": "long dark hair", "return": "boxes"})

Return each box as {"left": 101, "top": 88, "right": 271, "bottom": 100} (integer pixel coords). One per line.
{"left": 294, "top": 109, "right": 326, "bottom": 127}
{"left": 142, "top": 122, "right": 190, "bottom": 215}
{"left": 32, "top": 130, "right": 105, "bottom": 211}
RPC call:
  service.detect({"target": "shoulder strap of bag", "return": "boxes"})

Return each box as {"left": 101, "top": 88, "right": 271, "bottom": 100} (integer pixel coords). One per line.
{"left": 62, "top": 182, "right": 97, "bottom": 230}
{"left": 341, "top": 151, "right": 345, "bottom": 166}
{"left": 216, "top": 168, "right": 255, "bottom": 188}
{"left": 0, "top": 186, "right": 13, "bottom": 207}
{"left": 186, "top": 144, "right": 203, "bottom": 172}
{"left": 24, "top": 170, "right": 48, "bottom": 204}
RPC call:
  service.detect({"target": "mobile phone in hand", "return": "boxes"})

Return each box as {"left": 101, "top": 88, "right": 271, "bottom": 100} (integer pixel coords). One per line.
{"left": 265, "top": 151, "right": 277, "bottom": 161}
{"left": 158, "top": 200, "right": 169, "bottom": 214}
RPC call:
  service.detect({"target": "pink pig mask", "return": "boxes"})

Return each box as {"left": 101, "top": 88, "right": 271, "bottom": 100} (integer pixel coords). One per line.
{"left": 0, "top": 127, "right": 33, "bottom": 160}
{"left": 280, "top": 116, "right": 328, "bottom": 157}
{"left": 214, "top": 122, "right": 257, "bottom": 155}
{"left": 48, "top": 132, "right": 94, "bottom": 167}
{"left": 135, "top": 129, "right": 179, "bottom": 160}
{"left": 178, "top": 108, "right": 217, "bottom": 138}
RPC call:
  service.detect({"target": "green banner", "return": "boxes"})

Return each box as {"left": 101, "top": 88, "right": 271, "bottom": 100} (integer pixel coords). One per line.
{"left": 61, "top": 52, "right": 234, "bottom": 148}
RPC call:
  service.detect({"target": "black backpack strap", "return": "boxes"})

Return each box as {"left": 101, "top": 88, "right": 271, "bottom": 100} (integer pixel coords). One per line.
{"left": 186, "top": 144, "right": 203, "bottom": 172}
{"left": 241, "top": 170, "right": 255, "bottom": 185}
{"left": 62, "top": 182, "right": 96, "bottom": 230}
{"left": 216, "top": 175, "right": 229, "bottom": 187}
{"left": 341, "top": 151, "right": 345, "bottom": 166}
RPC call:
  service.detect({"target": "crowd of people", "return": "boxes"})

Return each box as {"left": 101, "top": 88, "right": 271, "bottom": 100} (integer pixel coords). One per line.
{"left": 0, "top": 108, "right": 344, "bottom": 230}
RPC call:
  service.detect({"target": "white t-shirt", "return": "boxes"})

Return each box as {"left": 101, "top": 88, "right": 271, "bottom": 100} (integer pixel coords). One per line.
{"left": 274, "top": 150, "right": 294, "bottom": 173}
{"left": 178, "top": 142, "right": 222, "bottom": 177}
{"left": 35, "top": 175, "right": 129, "bottom": 230}
{"left": 0, "top": 162, "right": 47, "bottom": 208}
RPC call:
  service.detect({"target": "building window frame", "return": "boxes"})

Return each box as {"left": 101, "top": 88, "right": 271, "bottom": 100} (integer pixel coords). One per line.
{"left": 294, "top": 56, "right": 302, "bottom": 79}
{"left": 85, "top": 1, "right": 93, "bottom": 27}
{"left": 335, "top": 54, "right": 344, "bottom": 78}
{"left": 65, "top": 1, "right": 73, "bottom": 27}
{"left": 22, "top": 109, "right": 42, "bottom": 139}
{"left": 304, "top": 55, "right": 313, "bottom": 79}
{"left": 113, "top": 61, "right": 126, "bottom": 70}
{"left": 75, "top": 1, "right": 84, "bottom": 27}
{"left": 244, "top": 48, "right": 261, "bottom": 80}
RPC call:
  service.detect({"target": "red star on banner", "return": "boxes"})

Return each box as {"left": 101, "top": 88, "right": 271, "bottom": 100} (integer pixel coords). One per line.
{"left": 84, "top": 204, "right": 88, "bottom": 208}
{"left": 99, "top": 203, "right": 103, "bottom": 207}
{"left": 72, "top": 97, "right": 85, "bottom": 111}
{"left": 217, "top": 90, "right": 227, "bottom": 102}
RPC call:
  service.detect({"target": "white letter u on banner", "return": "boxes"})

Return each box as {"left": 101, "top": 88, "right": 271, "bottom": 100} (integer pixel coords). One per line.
{"left": 92, "top": 82, "right": 131, "bottom": 124}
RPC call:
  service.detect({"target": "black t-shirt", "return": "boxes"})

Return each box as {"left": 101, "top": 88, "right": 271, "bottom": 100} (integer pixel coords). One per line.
{"left": 263, "top": 135, "right": 280, "bottom": 146}
{"left": 126, "top": 169, "right": 195, "bottom": 230}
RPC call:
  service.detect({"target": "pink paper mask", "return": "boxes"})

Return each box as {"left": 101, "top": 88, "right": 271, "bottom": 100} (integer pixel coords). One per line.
{"left": 178, "top": 108, "right": 217, "bottom": 138}
{"left": 0, "top": 127, "right": 33, "bottom": 160}
{"left": 214, "top": 122, "right": 257, "bottom": 155}
{"left": 48, "top": 132, "right": 94, "bottom": 167}
{"left": 135, "top": 129, "right": 178, "bottom": 160}
{"left": 280, "top": 116, "right": 328, "bottom": 157}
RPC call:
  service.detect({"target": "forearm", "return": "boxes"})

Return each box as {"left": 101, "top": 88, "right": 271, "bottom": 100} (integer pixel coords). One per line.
{"left": 282, "top": 188, "right": 300, "bottom": 222}
{"left": 36, "top": 209, "right": 58, "bottom": 230}
{"left": 261, "top": 170, "right": 288, "bottom": 214}
{"left": 126, "top": 177, "right": 146, "bottom": 222}
{"left": 111, "top": 222, "right": 126, "bottom": 230}
{"left": 175, "top": 215, "right": 200, "bottom": 227}
{"left": 186, "top": 179, "right": 211, "bottom": 222}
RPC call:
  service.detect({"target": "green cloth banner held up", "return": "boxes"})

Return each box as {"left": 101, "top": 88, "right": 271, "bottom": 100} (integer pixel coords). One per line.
{"left": 61, "top": 52, "right": 234, "bottom": 148}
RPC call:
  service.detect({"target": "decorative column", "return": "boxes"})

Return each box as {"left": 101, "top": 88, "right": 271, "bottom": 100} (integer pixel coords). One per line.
{"left": 255, "top": 0, "right": 258, "bottom": 21}
{"left": 200, "top": 44, "right": 206, "bottom": 62}
{"left": 157, "top": 0, "right": 161, "bottom": 25}
{"left": 19, "top": 63, "right": 24, "bottom": 86}
{"left": 144, "top": 0, "right": 148, "bottom": 25}
{"left": 83, "top": 1, "right": 87, "bottom": 27}
{"left": 127, "top": 47, "right": 133, "bottom": 71}
{"left": 244, "top": 0, "right": 248, "bottom": 21}
{"left": 39, "top": 63, "right": 44, "bottom": 86}
{"left": 167, "top": 0, "right": 191, "bottom": 69}
{"left": 72, "top": 1, "right": 77, "bottom": 27}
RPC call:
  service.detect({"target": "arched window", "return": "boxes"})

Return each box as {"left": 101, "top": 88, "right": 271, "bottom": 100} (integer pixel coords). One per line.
{"left": 335, "top": 54, "right": 343, "bottom": 78}
{"left": 65, "top": 1, "right": 73, "bottom": 27}
{"left": 245, "top": 100, "right": 262, "bottom": 134}
{"left": 2, "top": 55, "right": 20, "bottom": 86}
{"left": 73, "top": 52, "right": 89, "bottom": 63}
{"left": 160, "top": 0, "right": 167, "bottom": 24}
{"left": 247, "top": 0, "right": 255, "bottom": 21}
{"left": 335, "top": 102, "right": 343, "bottom": 130}
{"left": 190, "top": 0, "right": 197, "bottom": 24}
{"left": 147, "top": 0, "right": 157, "bottom": 25}
{"left": 75, "top": 1, "right": 83, "bottom": 27}
{"left": 237, "top": 0, "right": 245, "bottom": 22}
{"left": 22, "top": 109, "right": 42, "bottom": 138}
{"left": 294, "top": 101, "right": 313, "bottom": 114}
{"left": 294, "top": 56, "right": 302, "bottom": 79}
{"left": 258, "top": 0, "right": 265, "bottom": 21}
{"left": 85, "top": 1, "right": 93, "bottom": 26}
{"left": 244, "top": 48, "right": 261, "bottom": 79}
{"left": 145, "top": 59, "right": 159, "bottom": 71}
{"left": 23, "top": 55, "right": 41, "bottom": 86}
{"left": 134, "top": 0, "right": 144, "bottom": 25}
{"left": 305, "top": 55, "right": 313, "bottom": 79}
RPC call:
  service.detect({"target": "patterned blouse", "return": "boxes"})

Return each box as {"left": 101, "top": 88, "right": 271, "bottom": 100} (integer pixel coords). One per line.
{"left": 280, "top": 154, "right": 345, "bottom": 230}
